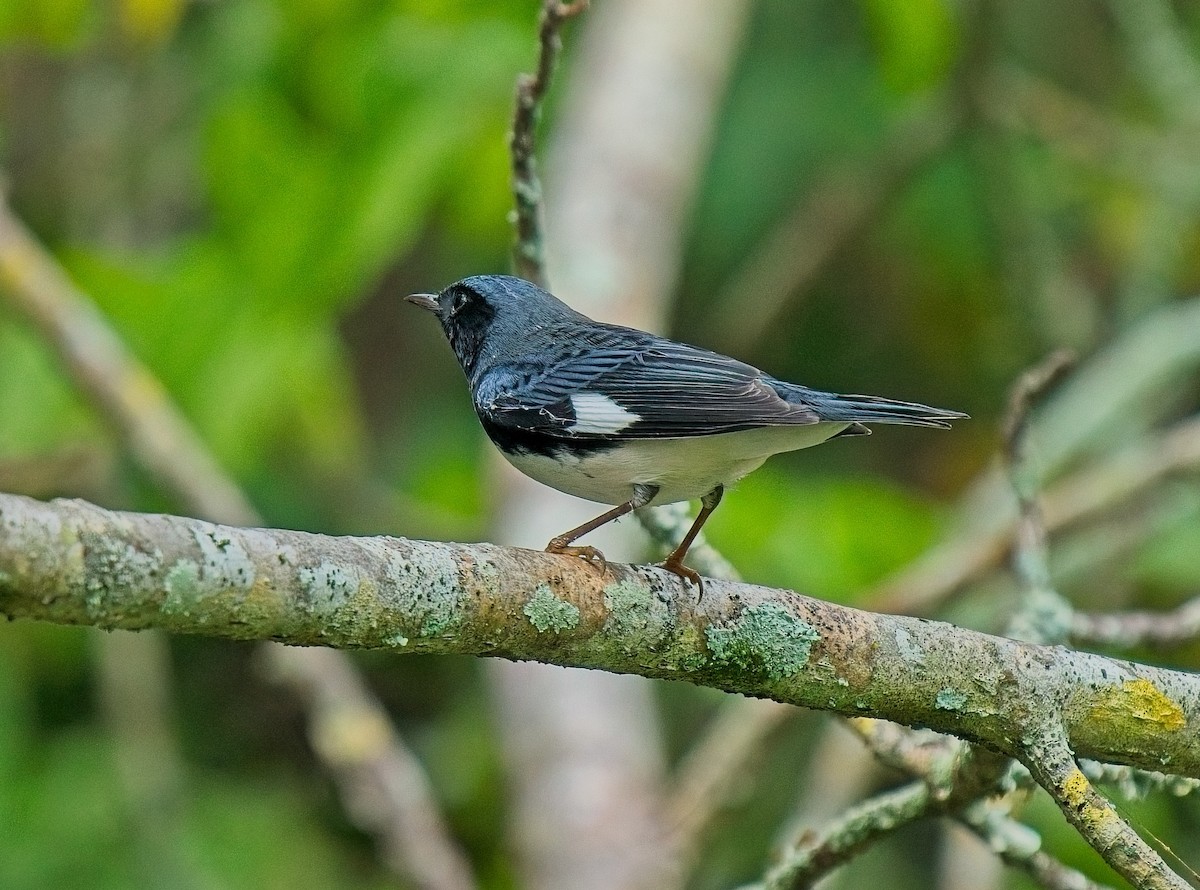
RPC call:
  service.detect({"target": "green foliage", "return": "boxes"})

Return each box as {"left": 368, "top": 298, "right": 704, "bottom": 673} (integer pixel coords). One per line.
{"left": 861, "top": 0, "right": 958, "bottom": 94}
{"left": 708, "top": 467, "right": 942, "bottom": 600}
{"left": 0, "top": 0, "right": 93, "bottom": 47}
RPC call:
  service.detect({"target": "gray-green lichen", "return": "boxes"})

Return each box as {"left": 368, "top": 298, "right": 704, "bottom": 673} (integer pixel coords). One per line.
{"left": 79, "top": 530, "right": 164, "bottom": 625}
{"left": 298, "top": 561, "right": 357, "bottom": 612}
{"left": 356, "top": 540, "right": 464, "bottom": 640}
{"left": 524, "top": 584, "right": 579, "bottom": 634}
{"left": 162, "top": 559, "right": 201, "bottom": 617}
{"left": 936, "top": 688, "right": 968, "bottom": 711}
{"left": 895, "top": 626, "right": 924, "bottom": 665}
{"left": 192, "top": 526, "right": 255, "bottom": 590}
{"left": 603, "top": 579, "right": 669, "bottom": 651}
{"left": 705, "top": 602, "right": 820, "bottom": 681}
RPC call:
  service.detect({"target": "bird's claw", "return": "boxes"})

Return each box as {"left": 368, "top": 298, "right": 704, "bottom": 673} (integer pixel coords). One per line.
{"left": 659, "top": 557, "right": 704, "bottom": 598}
{"left": 545, "top": 541, "right": 607, "bottom": 574}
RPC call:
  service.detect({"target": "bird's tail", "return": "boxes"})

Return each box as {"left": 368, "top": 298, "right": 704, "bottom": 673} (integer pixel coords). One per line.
{"left": 787, "top": 387, "right": 968, "bottom": 429}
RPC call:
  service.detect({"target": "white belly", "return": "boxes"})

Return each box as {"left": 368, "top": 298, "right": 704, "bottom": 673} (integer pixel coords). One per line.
{"left": 499, "top": 423, "right": 849, "bottom": 505}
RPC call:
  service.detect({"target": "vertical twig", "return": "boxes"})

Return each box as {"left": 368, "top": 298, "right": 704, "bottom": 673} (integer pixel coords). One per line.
{"left": 510, "top": 0, "right": 590, "bottom": 285}
{"left": 1001, "top": 349, "right": 1076, "bottom": 644}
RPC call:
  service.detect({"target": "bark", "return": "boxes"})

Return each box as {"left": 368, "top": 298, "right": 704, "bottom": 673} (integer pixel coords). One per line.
{"left": 3, "top": 492, "right": 1197, "bottom": 782}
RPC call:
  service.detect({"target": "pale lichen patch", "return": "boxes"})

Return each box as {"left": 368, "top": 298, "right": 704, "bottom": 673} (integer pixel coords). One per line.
{"left": 936, "top": 688, "right": 968, "bottom": 711}
{"left": 298, "top": 561, "right": 356, "bottom": 611}
{"left": 162, "top": 559, "right": 201, "bottom": 616}
{"left": 603, "top": 579, "right": 669, "bottom": 651}
{"left": 371, "top": 541, "right": 463, "bottom": 638}
{"left": 894, "top": 626, "right": 924, "bottom": 666}
{"left": 524, "top": 584, "right": 579, "bottom": 634}
{"left": 705, "top": 602, "right": 820, "bottom": 681}
{"left": 79, "top": 530, "right": 163, "bottom": 625}
{"left": 192, "top": 525, "right": 255, "bottom": 591}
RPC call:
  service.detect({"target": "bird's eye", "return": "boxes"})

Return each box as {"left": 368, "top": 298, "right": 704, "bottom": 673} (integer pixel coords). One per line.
{"left": 450, "top": 291, "right": 472, "bottom": 316}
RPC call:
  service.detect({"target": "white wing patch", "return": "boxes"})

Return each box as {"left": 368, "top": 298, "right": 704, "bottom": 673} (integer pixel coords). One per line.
{"left": 568, "top": 392, "right": 641, "bottom": 435}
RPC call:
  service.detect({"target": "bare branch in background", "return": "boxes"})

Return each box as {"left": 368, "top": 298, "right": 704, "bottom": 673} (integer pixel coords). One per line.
{"left": 1071, "top": 597, "right": 1200, "bottom": 649}
{"left": 0, "top": 207, "right": 256, "bottom": 526}
{"left": 509, "top": 0, "right": 589, "bottom": 285}
{"left": 499, "top": 2, "right": 750, "bottom": 888}
{"left": 265, "top": 647, "right": 476, "bottom": 890}
{"left": 846, "top": 720, "right": 1117, "bottom": 890}
{"left": 665, "top": 697, "right": 794, "bottom": 871}
{"left": 0, "top": 200, "right": 476, "bottom": 890}
{"left": 867, "top": 294, "right": 1200, "bottom": 616}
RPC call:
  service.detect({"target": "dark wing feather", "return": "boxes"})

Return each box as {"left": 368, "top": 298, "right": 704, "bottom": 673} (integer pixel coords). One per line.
{"left": 475, "top": 324, "right": 819, "bottom": 439}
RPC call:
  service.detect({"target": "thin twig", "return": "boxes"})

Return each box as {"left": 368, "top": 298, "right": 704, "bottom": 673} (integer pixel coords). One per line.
{"left": 509, "top": 0, "right": 590, "bottom": 285}
{"left": 1002, "top": 351, "right": 1076, "bottom": 644}
{"left": 1079, "top": 759, "right": 1200, "bottom": 801}
{"left": 761, "top": 780, "right": 934, "bottom": 890}
{"left": 0, "top": 200, "right": 476, "bottom": 890}
{"left": 850, "top": 719, "right": 1119, "bottom": 890}
{"left": 957, "top": 800, "right": 1114, "bottom": 890}
{"left": 761, "top": 738, "right": 1010, "bottom": 890}
{"left": 637, "top": 501, "right": 741, "bottom": 581}
{"left": 1072, "top": 596, "right": 1200, "bottom": 650}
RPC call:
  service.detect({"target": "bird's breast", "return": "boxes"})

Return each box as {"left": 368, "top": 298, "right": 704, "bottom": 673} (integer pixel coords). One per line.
{"left": 490, "top": 423, "right": 849, "bottom": 506}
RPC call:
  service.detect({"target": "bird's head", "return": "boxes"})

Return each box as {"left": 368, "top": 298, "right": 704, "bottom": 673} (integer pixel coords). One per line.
{"left": 407, "top": 275, "right": 583, "bottom": 377}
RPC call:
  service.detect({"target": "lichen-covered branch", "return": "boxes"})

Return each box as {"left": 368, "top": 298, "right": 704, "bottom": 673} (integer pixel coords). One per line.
{"left": 759, "top": 780, "right": 933, "bottom": 890}
{"left": 1020, "top": 731, "right": 1190, "bottom": 890}
{"left": 3, "top": 493, "right": 1199, "bottom": 782}
{"left": 758, "top": 736, "right": 1011, "bottom": 890}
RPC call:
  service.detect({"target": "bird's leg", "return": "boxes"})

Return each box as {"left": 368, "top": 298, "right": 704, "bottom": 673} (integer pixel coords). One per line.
{"left": 545, "top": 484, "right": 659, "bottom": 572}
{"left": 660, "top": 485, "right": 724, "bottom": 593}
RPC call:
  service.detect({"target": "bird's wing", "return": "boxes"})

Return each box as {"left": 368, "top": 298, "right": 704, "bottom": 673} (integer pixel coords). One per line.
{"left": 475, "top": 326, "right": 820, "bottom": 439}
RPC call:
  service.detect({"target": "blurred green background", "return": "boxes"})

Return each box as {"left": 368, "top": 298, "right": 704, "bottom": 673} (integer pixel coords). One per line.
{"left": 1, "top": 0, "right": 1199, "bottom": 887}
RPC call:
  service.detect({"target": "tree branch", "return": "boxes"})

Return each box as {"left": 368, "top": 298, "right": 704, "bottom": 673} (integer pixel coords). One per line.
{"left": 1071, "top": 597, "right": 1200, "bottom": 650}
{"left": 1020, "top": 730, "right": 1191, "bottom": 889}
{"left": 264, "top": 647, "right": 476, "bottom": 890}
{"left": 3, "top": 492, "right": 1199, "bottom": 782}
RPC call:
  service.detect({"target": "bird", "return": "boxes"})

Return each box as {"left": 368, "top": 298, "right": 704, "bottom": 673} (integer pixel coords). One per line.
{"left": 407, "top": 274, "right": 966, "bottom": 588}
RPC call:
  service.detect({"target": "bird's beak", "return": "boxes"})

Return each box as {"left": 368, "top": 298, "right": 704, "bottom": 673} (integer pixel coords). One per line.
{"left": 405, "top": 293, "right": 439, "bottom": 312}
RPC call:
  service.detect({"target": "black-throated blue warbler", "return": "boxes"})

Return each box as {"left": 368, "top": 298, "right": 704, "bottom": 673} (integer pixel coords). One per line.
{"left": 408, "top": 275, "right": 965, "bottom": 586}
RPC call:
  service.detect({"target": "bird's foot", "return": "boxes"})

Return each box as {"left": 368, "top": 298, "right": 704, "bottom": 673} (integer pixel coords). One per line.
{"left": 659, "top": 556, "right": 704, "bottom": 597}
{"left": 545, "top": 539, "right": 607, "bottom": 573}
